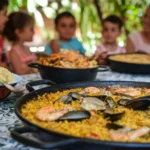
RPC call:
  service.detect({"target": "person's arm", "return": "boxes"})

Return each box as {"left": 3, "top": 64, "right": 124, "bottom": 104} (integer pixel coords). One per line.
{"left": 126, "top": 37, "right": 135, "bottom": 53}
{"left": 9, "top": 50, "right": 33, "bottom": 75}
{"left": 50, "top": 40, "right": 60, "bottom": 53}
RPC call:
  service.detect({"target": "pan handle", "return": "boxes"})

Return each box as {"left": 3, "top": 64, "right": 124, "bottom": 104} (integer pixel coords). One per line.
{"left": 26, "top": 79, "right": 56, "bottom": 92}
{"left": 96, "top": 65, "right": 110, "bottom": 72}
{"left": 11, "top": 127, "right": 78, "bottom": 149}
{"left": 28, "top": 63, "right": 41, "bottom": 69}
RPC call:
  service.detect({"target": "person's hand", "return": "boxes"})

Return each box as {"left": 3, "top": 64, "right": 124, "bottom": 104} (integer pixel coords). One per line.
{"left": 96, "top": 52, "right": 108, "bottom": 65}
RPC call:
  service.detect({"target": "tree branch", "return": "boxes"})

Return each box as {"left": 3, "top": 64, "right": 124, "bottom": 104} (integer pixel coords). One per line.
{"left": 93, "top": 0, "right": 103, "bottom": 24}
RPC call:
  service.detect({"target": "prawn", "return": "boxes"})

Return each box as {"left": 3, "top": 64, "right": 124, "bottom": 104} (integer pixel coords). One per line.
{"left": 35, "top": 106, "right": 69, "bottom": 121}
{"left": 113, "top": 87, "right": 142, "bottom": 97}
{"left": 84, "top": 86, "right": 100, "bottom": 94}
{"left": 110, "top": 126, "right": 150, "bottom": 141}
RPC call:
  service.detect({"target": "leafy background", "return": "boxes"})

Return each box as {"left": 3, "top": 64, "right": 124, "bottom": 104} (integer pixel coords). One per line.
{"left": 7, "top": 0, "right": 150, "bottom": 54}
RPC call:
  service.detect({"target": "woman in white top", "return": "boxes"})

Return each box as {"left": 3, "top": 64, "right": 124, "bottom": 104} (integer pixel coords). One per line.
{"left": 126, "top": 6, "right": 150, "bottom": 53}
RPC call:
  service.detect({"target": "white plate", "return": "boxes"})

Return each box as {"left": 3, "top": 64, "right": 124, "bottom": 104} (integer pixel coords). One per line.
{"left": 0, "top": 74, "right": 22, "bottom": 87}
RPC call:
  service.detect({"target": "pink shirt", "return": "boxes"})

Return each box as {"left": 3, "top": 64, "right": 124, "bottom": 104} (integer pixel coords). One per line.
{"left": 9, "top": 47, "right": 37, "bottom": 72}
{"left": 129, "top": 32, "right": 150, "bottom": 53}
{"left": 11, "top": 48, "right": 37, "bottom": 63}
{"left": 95, "top": 43, "right": 126, "bottom": 55}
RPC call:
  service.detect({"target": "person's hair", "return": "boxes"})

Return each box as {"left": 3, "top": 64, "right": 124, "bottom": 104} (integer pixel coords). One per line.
{"left": 3, "top": 11, "right": 34, "bottom": 42}
{"left": 103, "top": 15, "right": 123, "bottom": 30}
{"left": 54, "top": 11, "right": 76, "bottom": 26}
{"left": 0, "top": 0, "right": 8, "bottom": 11}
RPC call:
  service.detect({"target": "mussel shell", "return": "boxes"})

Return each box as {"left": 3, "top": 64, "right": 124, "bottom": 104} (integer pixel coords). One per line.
{"left": 118, "top": 99, "right": 130, "bottom": 106}
{"left": 104, "top": 108, "right": 125, "bottom": 121}
{"left": 68, "top": 92, "right": 83, "bottom": 100}
{"left": 124, "top": 96, "right": 150, "bottom": 110}
{"left": 105, "top": 96, "right": 117, "bottom": 108}
{"left": 106, "top": 123, "right": 124, "bottom": 130}
{"left": 56, "top": 95, "right": 72, "bottom": 104}
{"left": 58, "top": 110, "right": 91, "bottom": 121}
{"left": 94, "top": 95, "right": 108, "bottom": 101}
{"left": 81, "top": 97, "right": 106, "bottom": 111}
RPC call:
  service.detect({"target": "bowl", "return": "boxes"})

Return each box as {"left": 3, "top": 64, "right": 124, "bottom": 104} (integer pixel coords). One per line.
{"left": 0, "top": 74, "right": 22, "bottom": 101}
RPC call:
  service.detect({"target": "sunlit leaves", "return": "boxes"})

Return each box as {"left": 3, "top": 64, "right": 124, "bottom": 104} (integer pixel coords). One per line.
{"left": 34, "top": 10, "right": 44, "bottom": 27}
{"left": 43, "top": 7, "right": 56, "bottom": 18}
{"left": 27, "top": 0, "right": 36, "bottom": 13}
{"left": 35, "top": 0, "right": 48, "bottom": 7}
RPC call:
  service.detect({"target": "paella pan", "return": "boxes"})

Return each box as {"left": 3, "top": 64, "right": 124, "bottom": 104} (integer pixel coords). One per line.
{"left": 29, "top": 51, "right": 109, "bottom": 83}
{"left": 108, "top": 53, "right": 150, "bottom": 74}
{"left": 11, "top": 80, "right": 150, "bottom": 150}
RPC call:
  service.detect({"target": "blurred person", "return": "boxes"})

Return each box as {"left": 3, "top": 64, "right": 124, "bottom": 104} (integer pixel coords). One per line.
{"left": 3, "top": 12, "right": 37, "bottom": 74}
{"left": 94, "top": 15, "right": 126, "bottom": 65}
{"left": 126, "top": 6, "right": 150, "bottom": 53}
{"left": 0, "top": 0, "right": 8, "bottom": 68}
{"left": 45, "top": 11, "right": 86, "bottom": 55}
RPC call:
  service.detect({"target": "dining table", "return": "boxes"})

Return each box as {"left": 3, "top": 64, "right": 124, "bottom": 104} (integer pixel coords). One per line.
{"left": 1, "top": 71, "right": 150, "bottom": 150}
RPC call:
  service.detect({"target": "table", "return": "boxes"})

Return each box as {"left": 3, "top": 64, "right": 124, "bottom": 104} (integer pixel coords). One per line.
{"left": 1, "top": 71, "right": 150, "bottom": 150}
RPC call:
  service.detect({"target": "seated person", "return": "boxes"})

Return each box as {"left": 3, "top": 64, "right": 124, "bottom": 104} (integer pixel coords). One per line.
{"left": 45, "top": 11, "right": 86, "bottom": 55}
{"left": 126, "top": 6, "right": 150, "bottom": 54}
{"left": 3, "top": 12, "right": 37, "bottom": 75}
{"left": 94, "top": 15, "right": 126, "bottom": 65}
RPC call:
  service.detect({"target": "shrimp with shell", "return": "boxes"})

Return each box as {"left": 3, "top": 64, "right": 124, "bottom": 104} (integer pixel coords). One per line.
{"left": 35, "top": 106, "right": 70, "bottom": 121}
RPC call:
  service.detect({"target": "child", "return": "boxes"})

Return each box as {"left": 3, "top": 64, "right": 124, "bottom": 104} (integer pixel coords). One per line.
{"left": 0, "top": 0, "right": 8, "bottom": 67}
{"left": 45, "top": 11, "right": 86, "bottom": 55}
{"left": 3, "top": 12, "right": 37, "bottom": 75}
{"left": 95, "top": 15, "right": 126, "bottom": 65}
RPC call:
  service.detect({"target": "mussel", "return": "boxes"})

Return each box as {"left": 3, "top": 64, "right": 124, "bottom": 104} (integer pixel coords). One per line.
{"left": 103, "top": 108, "right": 125, "bottom": 121}
{"left": 118, "top": 99, "right": 130, "bottom": 106}
{"left": 81, "top": 97, "right": 106, "bottom": 111}
{"left": 68, "top": 92, "right": 83, "bottom": 100}
{"left": 106, "top": 123, "right": 125, "bottom": 130}
{"left": 94, "top": 95, "right": 108, "bottom": 101}
{"left": 56, "top": 95, "right": 73, "bottom": 104}
{"left": 124, "top": 96, "right": 150, "bottom": 110}
{"left": 56, "top": 92, "right": 83, "bottom": 104}
{"left": 58, "top": 110, "right": 91, "bottom": 121}
{"left": 105, "top": 96, "right": 117, "bottom": 108}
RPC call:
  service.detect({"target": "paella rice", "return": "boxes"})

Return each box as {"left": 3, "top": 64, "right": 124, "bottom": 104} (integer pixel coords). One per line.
{"left": 109, "top": 54, "right": 150, "bottom": 64}
{"left": 21, "top": 86, "right": 150, "bottom": 143}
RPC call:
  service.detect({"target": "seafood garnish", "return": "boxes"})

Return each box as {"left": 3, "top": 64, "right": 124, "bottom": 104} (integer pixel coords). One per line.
{"left": 35, "top": 106, "right": 70, "bottom": 121}
{"left": 105, "top": 96, "right": 117, "bottom": 108}
{"left": 112, "top": 87, "right": 142, "bottom": 97}
{"left": 104, "top": 108, "right": 125, "bottom": 121}
{"left": 106, "top": 123, "right": 125, "bottom": 130}
{"left": 84, "top": 86, "right": 100, "bottom": 94}
{"left": 81, "top": 97, "right": 106, "bottom": 111}
{"left": 56, "top": 95, "right": 73, "bottom": 104}
{"left": 110, "top": 126, "right": 150, "bottom": 141}
{"left": 58, "top": 110, "right": 91, "bottom": 121}
{"left": 125, "top": 96, "right": 150, "bottom": 110}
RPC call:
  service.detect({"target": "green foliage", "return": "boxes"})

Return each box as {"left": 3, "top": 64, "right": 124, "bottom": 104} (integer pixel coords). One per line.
{"left": 7, "top": 0, "right": 150, "bottom": 53}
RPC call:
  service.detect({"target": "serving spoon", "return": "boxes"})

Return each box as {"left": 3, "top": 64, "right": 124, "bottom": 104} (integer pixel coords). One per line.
{"left": 0, "top": 82, "right": 25, "bottom": 96}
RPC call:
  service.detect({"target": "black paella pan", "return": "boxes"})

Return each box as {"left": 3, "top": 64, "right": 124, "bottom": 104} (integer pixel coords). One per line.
{"left": 28, "top": 63, "right": 109, "bottom": 83}
{"left": 11, "top": 80, "right": 150, "bottom": 150}
{"left": 108, "top": 53, "right": 150, "bottom": 74}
